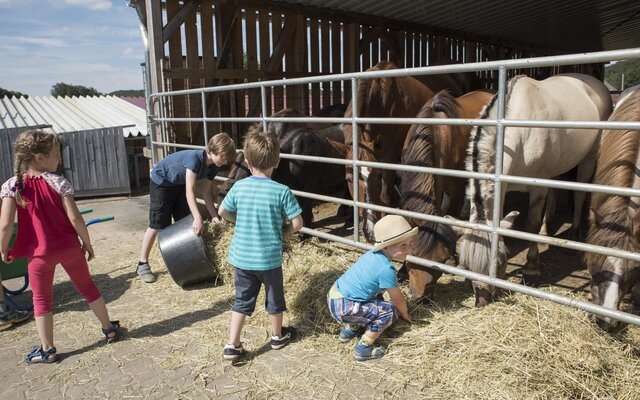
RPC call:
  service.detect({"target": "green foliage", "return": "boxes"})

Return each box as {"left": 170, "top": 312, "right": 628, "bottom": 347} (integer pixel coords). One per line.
{"left": 605, "top": 59, "right": 640, "bottom": 90}
{"left": 0, "top": 87, "right": 28, "bottom": 98}
{"left": 108, "top": 89, "right": 145, "bottom": 97}
{"left": 50, "top": 82, "right": 102, "bottom": 97}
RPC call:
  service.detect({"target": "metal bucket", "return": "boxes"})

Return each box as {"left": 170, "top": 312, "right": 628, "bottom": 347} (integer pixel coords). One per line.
{"left": 157, "top": 215, "right": 217, "bottom": 287}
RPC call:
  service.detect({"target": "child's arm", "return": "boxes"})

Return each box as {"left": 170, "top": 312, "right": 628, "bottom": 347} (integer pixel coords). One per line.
{"left": 200, "top": 179, "right": 221, "bottom": 223}
{"left": 386, "top": 287, "right": 412, "bottom": 322}
{"left": 218, "top": 204, "right": 236, "bottom": 223}
{"left": 283, "top": 214, "right": 303, "bottom": 234}
{"left": 62, "top": 196, "right": 94, "bottom": 261}
{"left": 185, "top": 169, "right": 205, "bottom": 235}
{"left": 0, "top": 198, "right": 17, "bottom": 263}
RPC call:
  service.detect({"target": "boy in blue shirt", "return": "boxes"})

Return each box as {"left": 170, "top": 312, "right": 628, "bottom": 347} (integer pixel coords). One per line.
{"left": 136, "top": 132, "right": 236, "bottom": 283}
{"left": 327, "top": 214, "right": 416, "bottom": 361}
{"left": 219, "top": 129, "right": 303, "bottom": 361}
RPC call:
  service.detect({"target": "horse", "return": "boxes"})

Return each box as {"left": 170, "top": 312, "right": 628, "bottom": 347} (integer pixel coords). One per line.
{"left": 585, "top": 87, "right": 640, "bottom": 331}
{"left": 340, "top": 60, "right": 437, "bottom": 238}
{"left": 397, "top": 89, "right": 495, "bottom": 301}
{"left": 219, "top": 109, "right": 350, "bottom": 231}
{"left": 458, "top": 73, "right": 613, "bottom": 307}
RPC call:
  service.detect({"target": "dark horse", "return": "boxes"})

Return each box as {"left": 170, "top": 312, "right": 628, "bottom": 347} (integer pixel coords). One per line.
{"left": 397, "top": 90, "right": 494, "bottom": 302}
{"left": 219, "top": 109, "right": 350, "bottom": 230}
{"left": 585, "top": 87, "right": 640, "bottom": 331}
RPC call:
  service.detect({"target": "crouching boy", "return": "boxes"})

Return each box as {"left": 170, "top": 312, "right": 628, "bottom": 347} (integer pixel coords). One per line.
{"left": 327, "top": 214, "right": 416, "bottom": 361}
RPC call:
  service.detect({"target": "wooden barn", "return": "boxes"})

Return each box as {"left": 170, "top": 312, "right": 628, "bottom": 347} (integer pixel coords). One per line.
{"left": 127, "top": 0, "right": 639, "bottom": 149}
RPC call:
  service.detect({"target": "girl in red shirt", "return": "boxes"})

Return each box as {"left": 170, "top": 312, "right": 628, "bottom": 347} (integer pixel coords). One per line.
{"left": 0, "top": 130, "right": 120, "bottom": 364}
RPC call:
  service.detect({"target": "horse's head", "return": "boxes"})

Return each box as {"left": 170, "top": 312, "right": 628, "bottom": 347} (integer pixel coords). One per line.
{"left": 586, "top": 208, "right": 640, "bottom": 331}
{"left": 457, "top": 211, "right": 519, "bottom": 307}
{"left": 217, "top": 151, "right": 249, "bottom": 203}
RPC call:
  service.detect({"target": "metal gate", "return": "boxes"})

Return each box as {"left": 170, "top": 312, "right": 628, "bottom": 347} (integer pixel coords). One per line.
{"left": 147, "top": 48, "right": 640, "bottom": 326}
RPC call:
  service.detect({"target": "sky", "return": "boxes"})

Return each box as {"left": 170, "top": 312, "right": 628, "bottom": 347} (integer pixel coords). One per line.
{"left": 0, "top": 0, "right": 145, "bottom": 97}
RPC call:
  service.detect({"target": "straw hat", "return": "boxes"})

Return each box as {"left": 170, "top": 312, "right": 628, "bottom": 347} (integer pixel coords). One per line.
{"left": 372, "top": 215, "right": 418, "bottom": 251}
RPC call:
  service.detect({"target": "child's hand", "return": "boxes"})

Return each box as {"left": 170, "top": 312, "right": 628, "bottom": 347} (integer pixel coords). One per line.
{"left": 211, "top": 216, "right": 222, "bottom": 224}
{"left": 1, "top": 251, "right": 12, "bottom": 264}
{"left": 192, "top": 216, "right": 204, "bottom": 235}
{"left": 402, "top": 313, "right": 413, "bottom": 323}
{"left": 83, "top": 242, "right": 95, "bottom": 261}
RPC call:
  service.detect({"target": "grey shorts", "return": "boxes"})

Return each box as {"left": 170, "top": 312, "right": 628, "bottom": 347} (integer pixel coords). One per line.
{"left": 232, "top": 267, "right": 286, "bottom": 316}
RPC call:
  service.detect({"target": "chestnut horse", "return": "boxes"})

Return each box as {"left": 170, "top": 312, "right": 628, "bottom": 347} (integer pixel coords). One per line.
{"left": 458, "top": 73, "right": 612, "bottom": 307}
{"left": 397, "top": 89, "right": 494, "bottom": 301}
{"left": 585, "top": 87, "right": 640, "bottom": 331}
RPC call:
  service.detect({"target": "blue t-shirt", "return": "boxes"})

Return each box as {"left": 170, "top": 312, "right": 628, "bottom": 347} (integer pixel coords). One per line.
{"left": 336, "top": 251, "right": 399, "bottom": 302}
{"left": 151, "top": 150, "right": 218, "bottom": 186}
{"left": 222, "top": 176, "right": 302, "bottom": 270}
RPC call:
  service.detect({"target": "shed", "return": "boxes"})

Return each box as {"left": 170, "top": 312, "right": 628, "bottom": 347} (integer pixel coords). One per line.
{"left": 0, "top": 95, "right": 149, "bottom": 197}
{"left": 127, "top": 0, "right": 639, "bottom": 148}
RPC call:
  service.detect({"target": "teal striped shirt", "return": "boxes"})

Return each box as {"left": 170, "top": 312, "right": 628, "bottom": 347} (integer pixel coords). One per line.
{"left": 222, "top": 176, "right": 302, "bottom": 270}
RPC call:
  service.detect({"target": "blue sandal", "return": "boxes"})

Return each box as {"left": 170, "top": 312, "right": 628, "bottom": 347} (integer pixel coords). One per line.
{"left": 102, "top": 320, "right": 121, "bottom": 344}
{"left": 354, "top": 341, "right": 385, "bottom": 361}
{"left": 338, "top": 324, "right": 363, "bottom": 343}
{"left": 24, "top": 345, "right": 58, "bottom": 364}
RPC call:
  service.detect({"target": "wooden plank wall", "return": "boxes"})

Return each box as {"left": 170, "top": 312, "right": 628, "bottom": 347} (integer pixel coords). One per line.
{"left": 160, "top": 1, "right": 561, "bottom": 146}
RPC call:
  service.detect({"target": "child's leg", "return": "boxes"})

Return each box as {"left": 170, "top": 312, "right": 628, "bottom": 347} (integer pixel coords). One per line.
{"left": 58, "top": 247, "right": 113, "bottom": 332}
{"left": 229, "top": 268, "right": 260, "bottom": 346}
{"left": 139, "top": 227, "right": 159, "bottom": 263}
{"left": 228, "top": 311, "right": 247, "bottom": 346}
{"left": 345, "top": 299, "right": 397, "bottom": 361}
{"left": 28, "top": 255, "right": 57, "bottom": 350}
{"left": 263, "top": 267, "right": 287, "bottom": 338}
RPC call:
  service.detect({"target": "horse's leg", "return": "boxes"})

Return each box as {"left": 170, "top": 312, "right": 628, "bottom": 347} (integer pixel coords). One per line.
{"left": 522, "top": 187, "right": 548, "bottom": 287}
{"left": 539, "top": 189, "right": 556, "bottom": 236}
{"left": 569, "top": 150, "right": 598, "bottom": 240}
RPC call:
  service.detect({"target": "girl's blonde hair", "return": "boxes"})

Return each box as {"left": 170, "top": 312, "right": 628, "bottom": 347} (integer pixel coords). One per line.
{"left": 12, "top": 129, "right": 61, "bottom": 208}
{"left": 243, "top": 128, "right": 280, "bottom": 170}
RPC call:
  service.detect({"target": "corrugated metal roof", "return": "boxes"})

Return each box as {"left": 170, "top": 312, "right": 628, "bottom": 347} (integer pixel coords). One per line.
{"left": 272, "top": 0, "right": 640, "bottom": 53}
{"left": 0, "top": 95, "right": 147, "bottom": 138}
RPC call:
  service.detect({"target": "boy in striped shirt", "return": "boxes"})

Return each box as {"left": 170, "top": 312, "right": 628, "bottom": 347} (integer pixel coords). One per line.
{"left": 219, "top": 129, "right": 303, "bottom": 361}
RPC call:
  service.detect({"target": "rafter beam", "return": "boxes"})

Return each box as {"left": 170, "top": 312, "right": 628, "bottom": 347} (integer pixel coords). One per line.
{"left": 163, "top": 0, "right": 200, "bottom": 44}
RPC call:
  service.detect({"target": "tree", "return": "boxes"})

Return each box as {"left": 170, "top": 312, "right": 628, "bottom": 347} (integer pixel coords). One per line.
{"left": 50, "top": 82, "right": 102, "bottom": 97}
{"left": 108, "top": 89, "right": 145, "bottom": 97}
{"left": 605, "top": 59, "right": 640, "bottom": 90}
{"left": 0, "top": 87, "right": 28, "bottom": 98}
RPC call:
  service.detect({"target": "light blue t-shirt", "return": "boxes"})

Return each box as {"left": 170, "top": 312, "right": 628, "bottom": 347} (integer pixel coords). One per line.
{"left": 335, "top": 251, "right": 398, "bottom": 302}
{"left": 222, "top": 176, "right": 302, "bottom": 270}
{"left": 151, "top": 150, "right": 218, "bottom": 186}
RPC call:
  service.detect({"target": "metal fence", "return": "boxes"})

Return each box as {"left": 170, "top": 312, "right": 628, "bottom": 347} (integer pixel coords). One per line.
{"left": 147, "top": 47, "right": 640, "bottom": 326}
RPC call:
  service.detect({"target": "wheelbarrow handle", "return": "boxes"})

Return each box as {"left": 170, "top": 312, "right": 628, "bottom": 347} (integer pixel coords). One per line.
{"left": 85, "top": 216, "right": 115, "bottom": 226}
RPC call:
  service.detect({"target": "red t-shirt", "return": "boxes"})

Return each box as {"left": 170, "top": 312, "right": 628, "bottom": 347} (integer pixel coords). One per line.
{"left": 1, "top": 173, "right": 80, "bottom": 258}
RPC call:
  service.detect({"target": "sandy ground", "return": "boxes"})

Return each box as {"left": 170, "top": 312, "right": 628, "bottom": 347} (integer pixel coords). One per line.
{"left": 0, "top": 193, "right": 607, "bottom": 399}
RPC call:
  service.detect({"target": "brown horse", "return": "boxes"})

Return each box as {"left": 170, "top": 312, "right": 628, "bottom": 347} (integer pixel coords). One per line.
{"left": 585, "top": 87, "right": 640, "bottom": 331}
{"left": 341, "top": 61, "right": 437, "bottom": 238}
{"left": 397, "top": 90, "right": 494, "bottom": 301}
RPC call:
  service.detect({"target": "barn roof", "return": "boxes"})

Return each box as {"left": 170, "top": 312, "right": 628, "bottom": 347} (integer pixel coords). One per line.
{"left": 272, "top": 0, "right": 640, "bottom": 53}
{"left": 0, "top": 95, "right": 147, "bottom": 138}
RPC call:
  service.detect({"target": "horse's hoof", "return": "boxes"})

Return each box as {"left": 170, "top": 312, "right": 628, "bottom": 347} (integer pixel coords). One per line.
{"left": 521, "top": 273, "right": 541, "bottom": 287}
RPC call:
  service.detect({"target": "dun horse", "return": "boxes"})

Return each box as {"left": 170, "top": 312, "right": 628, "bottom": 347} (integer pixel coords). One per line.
{"left": 458, "top": 74, "right": 612, "bottom": 307}
{"left": 398, "top": 90, "right": 494, "bottom": 302}
{"left": 585, "top": 87, "right": 640, "bottom": 331}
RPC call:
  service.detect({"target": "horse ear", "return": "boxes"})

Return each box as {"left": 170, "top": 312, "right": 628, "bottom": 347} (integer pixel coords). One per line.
{"left": 444, "top": 215, "right": 465, "bottom": 237}
{"left": 373, "top": 134, "right": 384, "bottom": 152}
{"left": 500, "top": 211, "right": 520, "bottom": 229}
{"left": 326, "top": 138, "right": 348, "bottom": 155}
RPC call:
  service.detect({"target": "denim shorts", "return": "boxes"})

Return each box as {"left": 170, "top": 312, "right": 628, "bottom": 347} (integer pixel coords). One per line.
{"left": 232, "top": 267, "right": 286, "bottom": 316}
{"left": 148, "top": 181, "right": 190, "bottom": 229}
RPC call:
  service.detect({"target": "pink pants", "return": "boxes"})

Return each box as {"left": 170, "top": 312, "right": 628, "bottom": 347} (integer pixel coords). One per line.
{"left": 28, "top": 246, "right": 101, "bottom": 316}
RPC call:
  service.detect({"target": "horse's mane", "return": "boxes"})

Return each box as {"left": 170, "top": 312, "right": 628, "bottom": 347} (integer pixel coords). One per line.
{"left": 400, "top": 90, "right": 459, "bottom": 216}
{"left": 586, "top": 90, "right": 640, "bottom": 267}
{"left": 465, "top": 76, "right": 522, "bottom": 220}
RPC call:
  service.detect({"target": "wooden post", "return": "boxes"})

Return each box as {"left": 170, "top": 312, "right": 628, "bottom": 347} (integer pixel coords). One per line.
{"left": 145, "top": 0, "right": 165, "bottom": 162}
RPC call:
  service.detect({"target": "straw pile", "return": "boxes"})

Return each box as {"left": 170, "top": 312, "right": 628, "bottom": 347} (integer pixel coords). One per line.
{"left": 145, "top": 221, "right": 640, "bottom": 399}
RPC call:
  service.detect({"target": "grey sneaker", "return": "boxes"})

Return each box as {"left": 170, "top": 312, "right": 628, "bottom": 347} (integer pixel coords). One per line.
{"left": 0, "top": 301, "right": 31, "bottom": 327}
{"left": 136, "top": 263, "right": 157, "bottom": 283}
